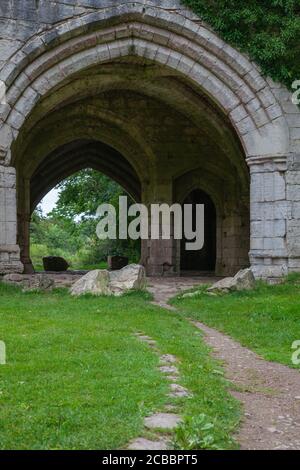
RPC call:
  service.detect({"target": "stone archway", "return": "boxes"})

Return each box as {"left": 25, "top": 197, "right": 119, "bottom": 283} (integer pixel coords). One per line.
{"left": 0, "top": 0, "right": 299, "bottom": 279}
{"left": 19, "top": 139, "right": 142, "bottom": 274}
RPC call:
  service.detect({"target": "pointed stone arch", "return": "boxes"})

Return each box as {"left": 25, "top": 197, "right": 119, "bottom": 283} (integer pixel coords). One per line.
{"left": 0, "top": 10, "right": 290, "bottom": 163}
{"left": 0, "top": 0, "right": 299, "bottom": 278}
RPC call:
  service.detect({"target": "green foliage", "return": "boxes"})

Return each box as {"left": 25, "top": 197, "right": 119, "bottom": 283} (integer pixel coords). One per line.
{"left": 174, "top": 414, "right": 220, "bottom": 450}
{"left": 31, "top": 211, "right": 95, "bottom": 269}
{"left": 53, "top": 169, "right": 122, "bottom": 219}
{"left": 182, "top": 0, "right": 300, "bottom": 88}
{"left": 30, "top": 169, "right": 141, "bottom": 270}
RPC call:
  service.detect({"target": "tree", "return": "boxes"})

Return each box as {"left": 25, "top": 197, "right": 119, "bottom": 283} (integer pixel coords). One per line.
{"left": 182, "top": 0, "right": 300, "bottom": 88}
{"left": 52, "top": 170, "right": 124, "bottom": 220}
{"left": 31, "top": 169, "right": 140, "bottom": 268}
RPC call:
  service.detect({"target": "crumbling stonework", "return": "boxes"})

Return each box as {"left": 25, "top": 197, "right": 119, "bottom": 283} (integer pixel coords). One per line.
{"left": 0, "top": 0, "right": 299, "bottom": 278}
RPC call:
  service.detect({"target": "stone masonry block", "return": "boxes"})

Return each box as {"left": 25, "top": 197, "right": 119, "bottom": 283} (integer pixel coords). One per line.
{"left": 287, "top": 185, "right": 300, "bottom": 202}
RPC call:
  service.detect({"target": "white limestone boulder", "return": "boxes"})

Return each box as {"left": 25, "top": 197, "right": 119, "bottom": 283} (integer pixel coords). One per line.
{"left": 207, "top": 268, "right": 255, "bottom": 294}
{"left": 70, "top": 264, "right": 146, "bottom": 297}
{"left": 109, "top": 264, "right": 146, "bottom": 294}
{"left": 70, "top": 270, "right": 112, "bottom": 296}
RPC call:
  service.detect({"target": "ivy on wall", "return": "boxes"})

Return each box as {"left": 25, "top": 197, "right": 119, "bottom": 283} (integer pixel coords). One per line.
{"left": 182, "top": 0, "right": 300, "bottom": 89}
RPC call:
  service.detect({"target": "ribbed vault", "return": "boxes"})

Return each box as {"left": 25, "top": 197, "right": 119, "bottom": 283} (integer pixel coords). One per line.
{"left": 30, "top": 140, "right": 141, "bottom": 211}
{"left": 12, "top": 52, "right": 251, "bottom": 276}
{"left": 0, "top": 8, "right": 289, "bottom": 164}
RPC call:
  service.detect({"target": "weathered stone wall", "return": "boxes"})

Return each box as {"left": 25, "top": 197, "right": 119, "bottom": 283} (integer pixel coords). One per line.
{"left": 0, "top": 166, "right": 23, "bottom": 273}
{"left": 248, "top": 80, "right": 300, "bottom": 278}
{"left": 0, "top": 0, "right": 299, "bottom": 278}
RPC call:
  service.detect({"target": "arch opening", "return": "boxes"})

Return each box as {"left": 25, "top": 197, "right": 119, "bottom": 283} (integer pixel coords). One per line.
{"left": 12, "top": 54, "right": 250, "bottom": 277}
{"left": 28, "top": 166, "right": 141, "bottom": 274}
{"left": 180, "top": 189, "right": 217, "bottom": 274}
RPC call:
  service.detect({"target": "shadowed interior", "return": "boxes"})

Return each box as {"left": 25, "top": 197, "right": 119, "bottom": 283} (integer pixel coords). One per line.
{"left": 13, "top": 58, "right": 250, "bottom": 276}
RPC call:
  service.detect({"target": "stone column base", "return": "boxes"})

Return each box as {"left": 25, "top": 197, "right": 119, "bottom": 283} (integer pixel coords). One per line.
{"left": 146, "top": 263, "right": 180, "bottom": 277}
{"left": 250, "top": 252, "right": 289, "bottom": 279}
{"left": 0, "top": 245, "right": 24, "bottom": 275}
{"left": 22, "top": 258, "right": 35, "bottom": 274}
{"left": 142, "top": 239, "right": 179, "bottom": 277}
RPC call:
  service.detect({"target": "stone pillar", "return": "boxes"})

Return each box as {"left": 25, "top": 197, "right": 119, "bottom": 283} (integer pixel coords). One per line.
{"left": 0, "top": 166, "right": 23, "bottom": 274}
{"left": 141, "top": 178, "right": 179, "bottom": 277}
{"left": 17, "top": 177, "right": 34, "bottom": 273}
{"left": 220, "top": 195, "right": 250, "bottom": 276}
{"left": 286, "top": 153, "right": 300, "bottom": 273}
{"left": 248, "top": 156, "right": 289, "bottom": 279}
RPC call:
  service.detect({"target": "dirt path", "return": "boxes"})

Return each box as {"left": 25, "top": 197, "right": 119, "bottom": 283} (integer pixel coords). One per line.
{"left": 147, "top": 276, "right": 219, "bottom": 308}
{"left": 149, "top": 278, "right": 300, "bottom": 450}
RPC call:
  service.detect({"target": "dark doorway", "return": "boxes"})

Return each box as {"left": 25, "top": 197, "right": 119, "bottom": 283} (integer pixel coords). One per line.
{"left": 180, "top": 189, "right": 216, "bottom": 272}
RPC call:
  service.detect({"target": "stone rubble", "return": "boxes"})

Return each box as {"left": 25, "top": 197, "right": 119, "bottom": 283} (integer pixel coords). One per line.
{"left": 207, "top": 268, "right": 256, "bottom": 294}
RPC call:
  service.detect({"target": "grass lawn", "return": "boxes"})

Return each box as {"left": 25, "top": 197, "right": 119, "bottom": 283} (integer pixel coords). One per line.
{"left": 0, "top": 283, "right": 239, "bottom": 450}
{"left": 172, "top": 275, "right": 300, "bottom": 369}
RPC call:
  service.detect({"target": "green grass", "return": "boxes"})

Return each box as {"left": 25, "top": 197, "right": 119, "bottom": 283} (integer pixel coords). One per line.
{"left": 172, "top": 275, "right": 300, "bottom": 369}
{"left": 30, "top": 242, "right": 109, "bottom": 272}
{"left": 0, "top": 283, "right": 239, "bottom": 450}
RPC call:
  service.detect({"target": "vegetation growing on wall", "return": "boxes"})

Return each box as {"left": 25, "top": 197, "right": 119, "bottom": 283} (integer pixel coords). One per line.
{"left": 182, "top": 0, "right": 300, "bottom": 88}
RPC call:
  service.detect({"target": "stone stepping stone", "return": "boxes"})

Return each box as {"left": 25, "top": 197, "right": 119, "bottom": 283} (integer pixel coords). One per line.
{"left": 159, "top": 365, "right": 179, "bottom": 374}
{"left": 128, "top": 438, "right": 169, "bottom": 450}
{"left": 160, "top": 354, "right": 177, "bottom": 364}
{"left": 144, "top": 413, "right": 182, "bottom": 430}
{"left": 136, "top": 334, "right": 157, "bottom": 347}
{"left": 138, "top": 335, "right": 153, "bottom": 342}
{"left": 166, "top": 375, "right": 179, "bottom": 382}
{"left": 165, "top": 404, "right": 177, "bottom": 412}
{"left": 169, "top": 383, "right": 191, "bottom": 398}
